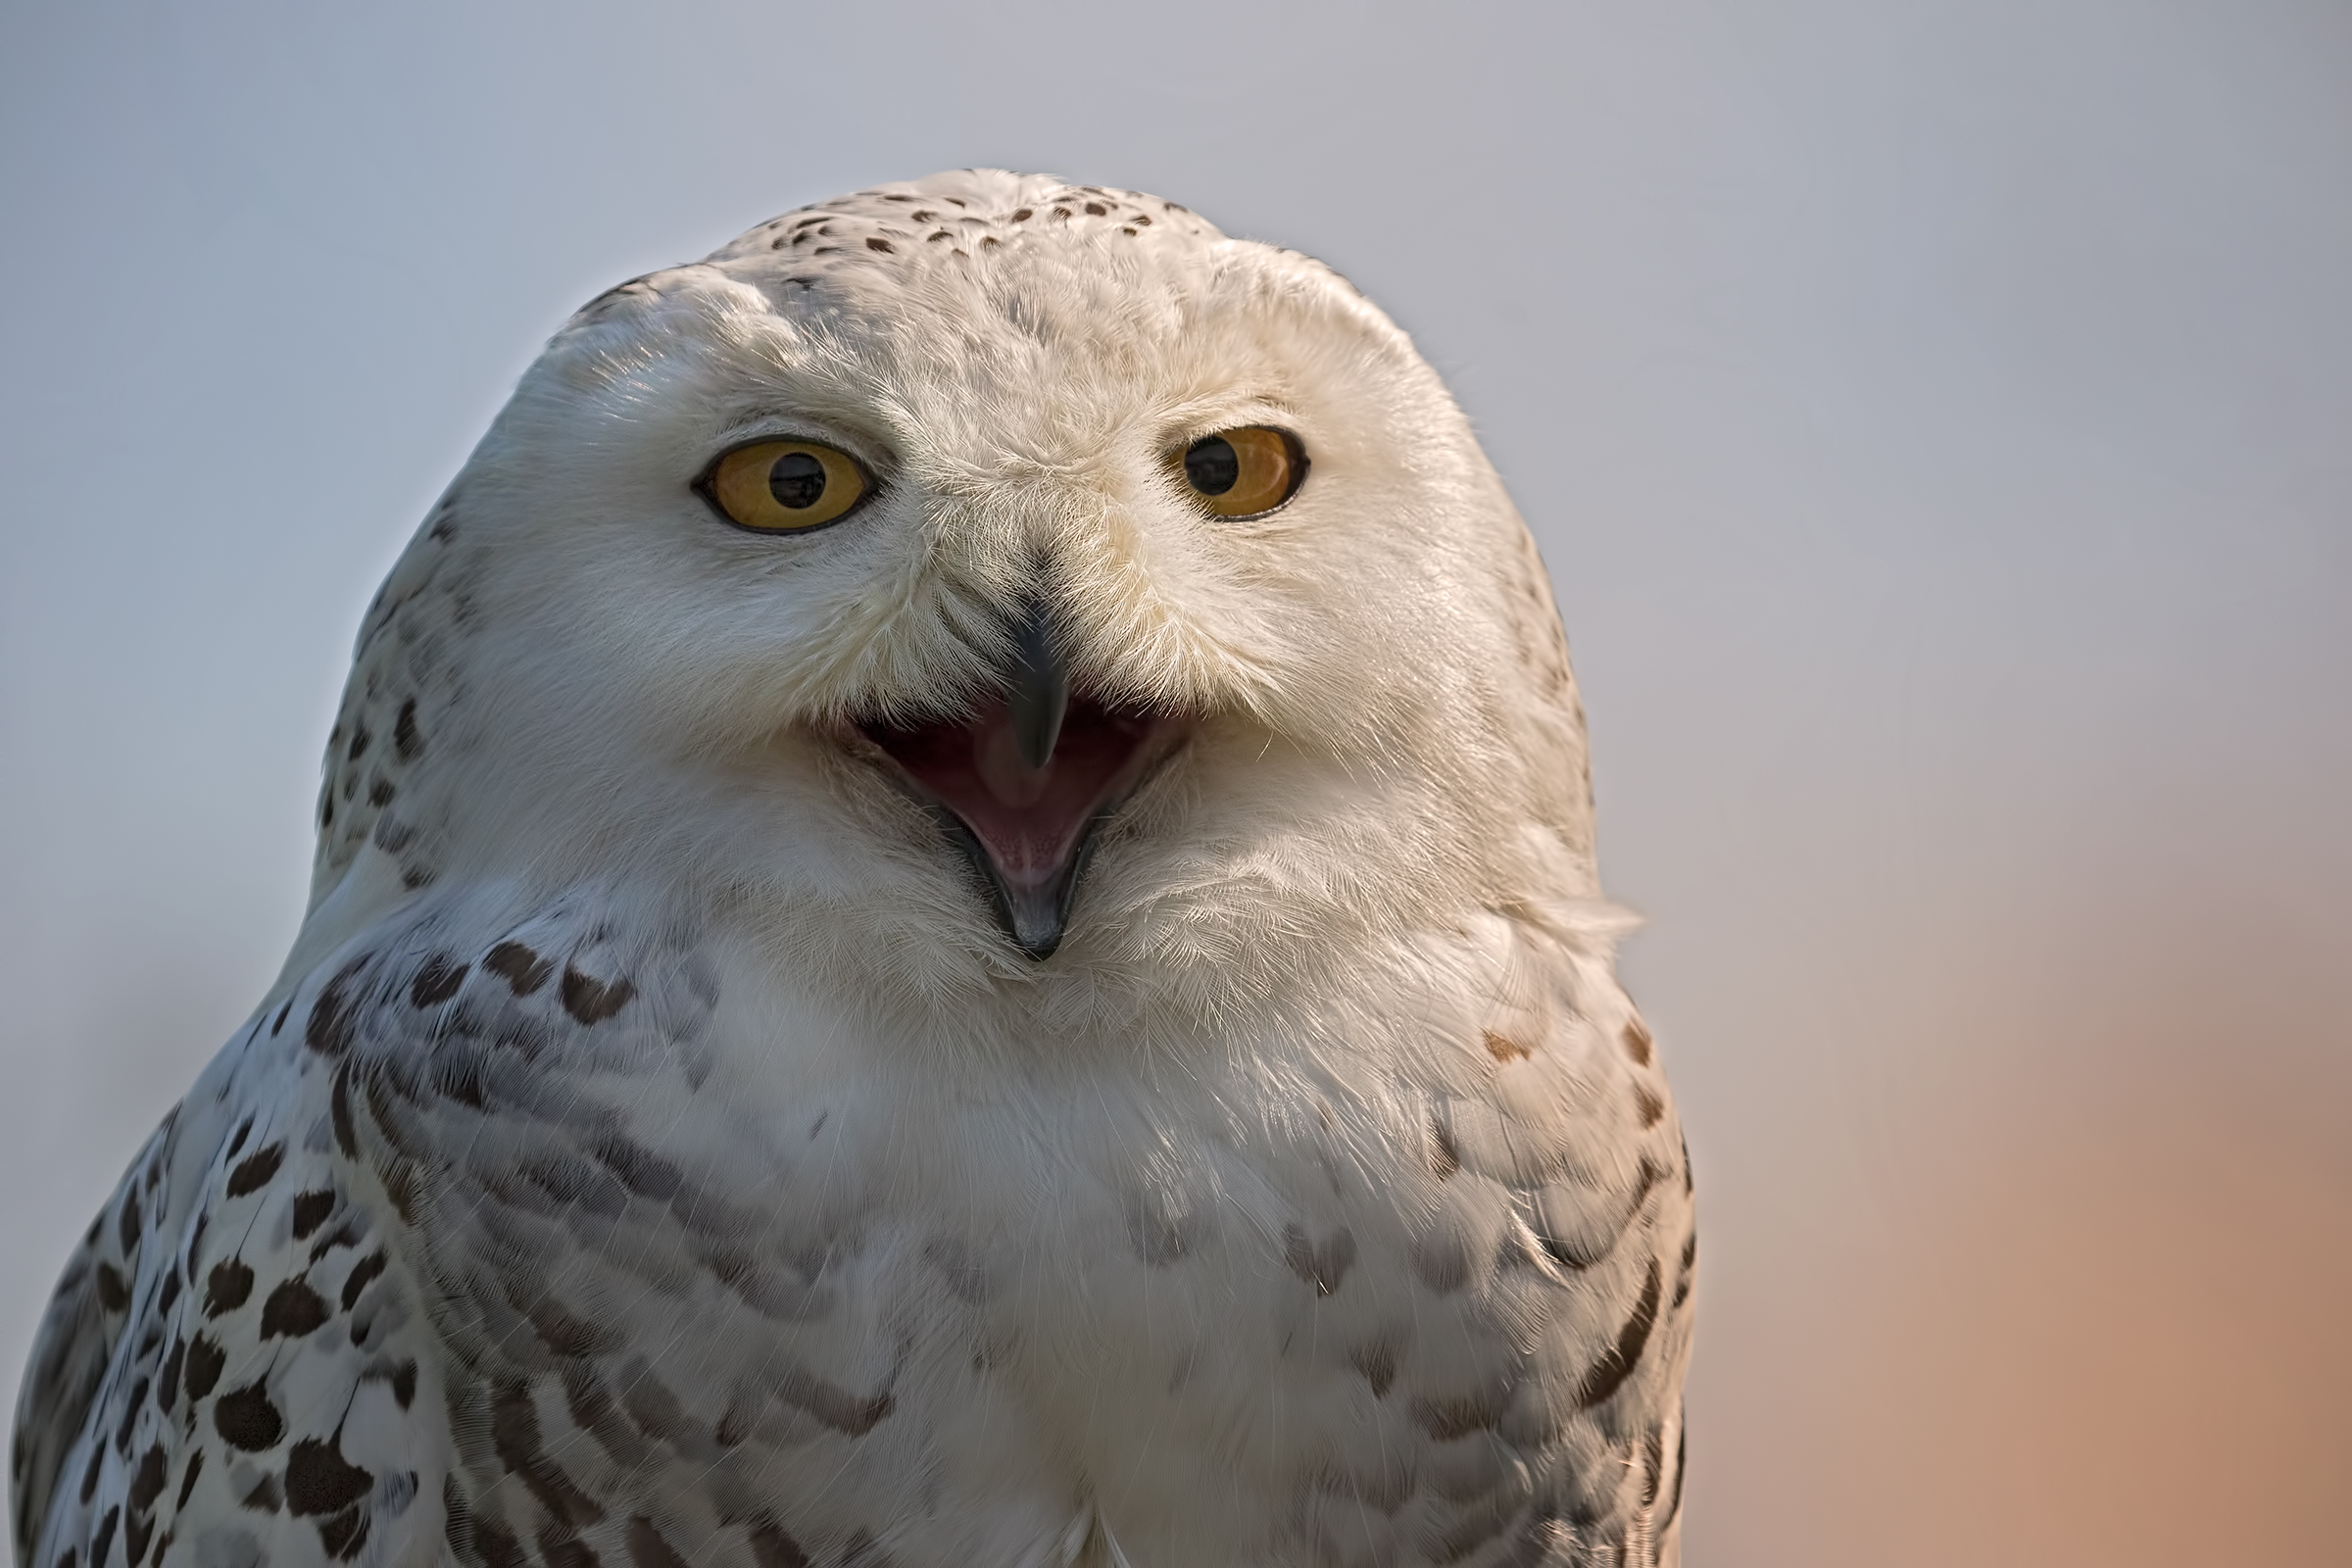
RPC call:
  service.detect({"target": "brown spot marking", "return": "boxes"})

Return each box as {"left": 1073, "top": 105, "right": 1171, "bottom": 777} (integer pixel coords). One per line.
{"left": 125, "top": 1441, "right": 168, "bottom": 1515}
{"left": 1572, "top": 1258, "right": 1663, "bottom": 1410}
{"left": 367, "top": 777, "right": 394, "bottom": 808}
{"left": 183, "top": 1335, "right": 225, "bottom": 1400}
{"left": 1126, "top": 1200, "right": 1202, "bottom": 1265}
{"left": 1621, "top": 1016, "right": 1652, "bottom": 1066}
{"left": 560, "top": 967, "right": 635, "bottom": 1025}
{"left": 863, "top": 236, "right": 893, "bottom": 254}
{"left": 285, "top": 1436, "right": 372, "bottom": 1517}
{"left": 214, "top": 1383, "right": 286, "bottom": 1450}
{"left": 1429, "top": 1118, "right": 1461, "bottom": 1179}
{"left": 1348, "top": 1342, "right": 1398, "bottom": 1398}
{"left": 774, "top": 1367, "right": 895, "bottom": 1437}
{"left": 626, "top": 1517, "right": 693, "bottom": 1568}
{"left": 445, "top": 1478, "right": 523, "bottom": 1568}
{"left": 319, "top": 1504, "right": 370, "bottom": 1560}
{"left": 95, "top": 1262, "right": 130, "bottom": 1313}
{"left": 1282, "top": 1223, "right": 1358, "bottom": 1297}
{"left": 747, "top": 1521, "right": 810, "bottom": 1568}
{"left": 1483, "top": 1030, "right": 1532, "bottom": 1063}
{"left": 410, "top": 956, "right": 468, "bottom": 1007}
{"left": 484, "top": 942, "right": 554, "bottom": 996}
{"left": 78, "top": 1443, "right": 102, "bottom": 1503}
{"left": 1410, "top": 1383, "right": 1512, "bottom": 1442}
{"left": 261, "top": 1277, "right": 328, "bottom": 1339}
{"left": 330, "top": 1059, "right": 358, "bottom": 1157}
{"left": 205, "top": 1258, "right": 254, "bottom": 1317}
{"left": 345, "top": 723, "right": 370, "bottom": 762}
{"left": 712, "top": 1398, "right": 755, "bottom": 1448}
{"left": 309, "top": 1211, "right": 363, "bottom": 1257}
{"left": 391, "top": 1361, "right": 417, "bottom": 1407}
{"left": 90, "top": 1509, "right": 118, "bottom": 1568}
{"left": 118, "top": 1186, "right": 142, "bottom": 1251}
{"left": 291, "top": 1190, "right": 336, "bottom": 1239}
{"left": 340, "top": 1250, "right": 387, "bottom": 1312}
{"left": 1634, "top": 1084, "right": 1665, "bottom": 1128}
{"left": 394, "top": 697, "right": 424, "bottom": 760}
{"left": 307, "top": 955, "right": 373, "bottom": 1057}
{"left": 492, "top": 1379, "right": 605, "bottom": 1528}
{"left": 560, "top": 1364, "right": 650, "bottom": 1468}
{"left": 521, "top": 1293, "right": 620, "bottom": 1359}
{"left": 175, "top": 1448, "right": 205, "bottom": 1510}
{"left": 225, "top": 1143, "right": 283, "bottom": 1198}
{"left": 593, "top": 1136, "right": 683, "bottom": 1200}
{"left": 1009, "top": 208, "right": 1032, "bottom": 221}
{"left": 1084, "top": 201, "right": 1107, "bottom": 215}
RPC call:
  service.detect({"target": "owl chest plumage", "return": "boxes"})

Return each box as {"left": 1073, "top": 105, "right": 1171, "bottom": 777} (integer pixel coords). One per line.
{"left": 298, "top": 887, "right": 1690, "bottom": 1568}
{"left": 19, "top": 889, "right": 1688, "bottom": 1568}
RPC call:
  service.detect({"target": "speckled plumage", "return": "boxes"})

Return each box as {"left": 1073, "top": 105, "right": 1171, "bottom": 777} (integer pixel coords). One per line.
{"left": 16, "top": 171, "right": 1694, "bottom": 1568}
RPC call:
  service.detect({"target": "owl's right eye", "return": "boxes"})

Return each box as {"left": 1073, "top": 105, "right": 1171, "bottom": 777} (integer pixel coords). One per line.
{"left": 700, "top": 440, "right": 872, "bottom": 532}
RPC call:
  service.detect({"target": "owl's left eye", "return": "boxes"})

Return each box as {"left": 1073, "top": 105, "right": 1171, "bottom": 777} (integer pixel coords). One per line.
{"left": 1175, "top": 426, "right": 1307, "bottom": 518}
{"left": 700, "top": 440, "right": 872, "bottom": 532}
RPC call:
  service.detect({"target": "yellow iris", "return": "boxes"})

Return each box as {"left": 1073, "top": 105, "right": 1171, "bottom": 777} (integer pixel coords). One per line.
{"left": 706, "top": 440, "right": 870, "bottom": 531}
{"left": 1177, "top": 426, "right": 1306, "bottom": 518}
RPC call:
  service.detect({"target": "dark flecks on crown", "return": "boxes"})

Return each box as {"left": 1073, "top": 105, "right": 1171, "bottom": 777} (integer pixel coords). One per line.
{"left": 705, "top": 176, "right": 1220, "bottom": 294}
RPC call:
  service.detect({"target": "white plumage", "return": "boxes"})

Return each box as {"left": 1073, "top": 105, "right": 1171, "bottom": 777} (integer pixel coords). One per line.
{"left": 13, "top": 171, "right": 1693, "bottom": 1568}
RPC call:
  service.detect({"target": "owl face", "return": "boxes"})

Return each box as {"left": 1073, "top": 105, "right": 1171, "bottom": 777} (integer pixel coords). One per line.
{"left": 356, "top": 173, "right": 1576, "bottom": 1008}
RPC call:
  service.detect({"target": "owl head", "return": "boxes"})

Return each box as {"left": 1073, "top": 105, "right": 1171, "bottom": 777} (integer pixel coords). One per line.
{"left": 301, "top": 171, "right": 1595, "bottom": 1028}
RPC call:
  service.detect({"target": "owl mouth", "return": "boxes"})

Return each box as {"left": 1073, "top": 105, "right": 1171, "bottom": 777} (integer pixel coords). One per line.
{"left": 857, "top": 694, "right": 1184, "bottom": 960}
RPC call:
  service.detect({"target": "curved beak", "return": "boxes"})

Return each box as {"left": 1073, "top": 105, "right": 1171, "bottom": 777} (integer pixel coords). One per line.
{"left": 858, "top": 597, "right": 1179, "bottom": 961}
{"left": 1005, "top": 599, "right": 1069, "bottom": 772}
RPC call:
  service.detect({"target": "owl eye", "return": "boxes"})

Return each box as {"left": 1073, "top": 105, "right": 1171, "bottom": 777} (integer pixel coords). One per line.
{"left": 702, "top": 440, "right": 872, "bottom": 532}
{"left": 1177, "top": 426, "right": 1306, "bottom": 518}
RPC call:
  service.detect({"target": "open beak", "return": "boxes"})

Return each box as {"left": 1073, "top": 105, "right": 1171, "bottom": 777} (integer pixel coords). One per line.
{"left": 858, "top": 602, "right": 1183, "bottom": 958}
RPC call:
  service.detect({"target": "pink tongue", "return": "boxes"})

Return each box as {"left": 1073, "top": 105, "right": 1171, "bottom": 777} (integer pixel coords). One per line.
{"left": 873, "top": 700, "right": 1149, "bottom": 891}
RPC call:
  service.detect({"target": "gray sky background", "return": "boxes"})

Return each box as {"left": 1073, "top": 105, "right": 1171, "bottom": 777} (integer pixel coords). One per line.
{"left": 3, "top": 2, "right": 2347, "bottom": 1562}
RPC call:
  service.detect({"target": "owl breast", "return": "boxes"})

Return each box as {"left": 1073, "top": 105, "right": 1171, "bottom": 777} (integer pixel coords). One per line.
{"left": 356, "top": 897, "right": 1690, "bottom": 1568}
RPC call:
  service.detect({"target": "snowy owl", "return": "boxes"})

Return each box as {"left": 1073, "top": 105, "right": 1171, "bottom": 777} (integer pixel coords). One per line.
{"left": 13, "top": 172, "right": 1693, "bottom": 1568}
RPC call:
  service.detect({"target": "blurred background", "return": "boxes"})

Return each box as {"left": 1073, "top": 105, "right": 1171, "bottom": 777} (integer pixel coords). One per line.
{"left": 3, "top": 1, "right": 2346, "bottom": 1561}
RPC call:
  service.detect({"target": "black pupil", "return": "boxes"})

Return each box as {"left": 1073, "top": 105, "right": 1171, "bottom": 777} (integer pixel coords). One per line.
{"left": 1184, "top": 436, "right": 1239, "bottom": 496}
{"left": 768, "top": 452, "right": 828, "bottom": 509}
